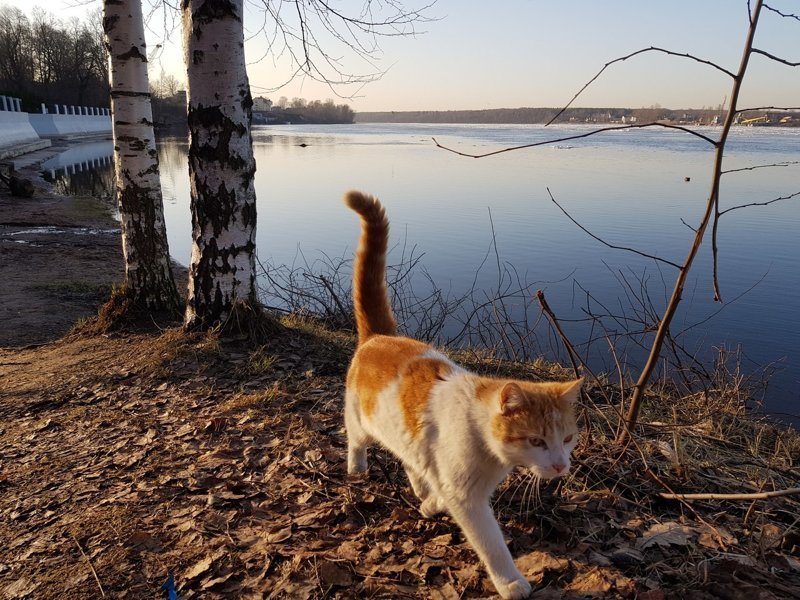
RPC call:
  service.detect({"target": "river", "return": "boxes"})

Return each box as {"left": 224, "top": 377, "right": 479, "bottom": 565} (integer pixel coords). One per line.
{"left": 49, "top": 123, "right": 800, "bottom": 421}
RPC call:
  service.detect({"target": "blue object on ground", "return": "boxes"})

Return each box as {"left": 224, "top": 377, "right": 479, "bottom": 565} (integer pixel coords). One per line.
{"left": 161, "top": 574, "right": 178, "bottom": 600}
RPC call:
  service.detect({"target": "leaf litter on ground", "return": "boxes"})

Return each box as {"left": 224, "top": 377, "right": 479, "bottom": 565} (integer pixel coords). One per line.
{"left": 0, "top": 318, "right": 798, "bottom": 599}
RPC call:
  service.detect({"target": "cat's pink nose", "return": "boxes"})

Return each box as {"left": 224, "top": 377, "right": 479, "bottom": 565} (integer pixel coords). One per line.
{"left": 552, "top": 463, "right": 566, "bottom": 473}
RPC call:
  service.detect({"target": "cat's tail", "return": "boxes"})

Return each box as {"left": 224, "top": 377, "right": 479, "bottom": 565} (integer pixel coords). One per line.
{"left": 344, "top": 191, "right": 397, "bottom": 346}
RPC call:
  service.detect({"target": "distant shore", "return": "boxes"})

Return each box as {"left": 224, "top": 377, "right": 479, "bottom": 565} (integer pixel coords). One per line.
{"left": 355, "top": 107, "right": 799, "bottom": 127}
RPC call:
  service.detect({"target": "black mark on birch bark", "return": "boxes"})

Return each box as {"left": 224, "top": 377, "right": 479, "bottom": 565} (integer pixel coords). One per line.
{"left": 103, "top": 15, "right": 119, "bottom": 35}
{"left": 195, "top": 0, "right": 241, "bottom": 24}
{"left": 118, "top": 45, "right": 147, "bottom": 62}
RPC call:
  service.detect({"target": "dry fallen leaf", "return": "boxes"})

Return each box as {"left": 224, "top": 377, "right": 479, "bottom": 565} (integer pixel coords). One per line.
{"left": 636, "top": 522, "right": 696, "bottom": 550}
{"left": 200, "top": 573, "right": 234, "bottom": 590}
{"left": 266, "top": 526, "right": 292, "bottom": 543}
{"left": 566, "top": 568, "right": 613, "bottom": 596}
{"left": 516, "top": 549, "right": 568, "bottom": 583}
{"left": 184, "top": 555, "right": 213, "bottom": 581}
{"left": 3, "top": 304, "right": 799, "bottom": 600}
{"left": 127, "top": 530, "right": 162, "bottom": 552}
{"left": 637, "top": 591, "right": 667, "bottom": 600}
{"left": 587, "top": 550, "right": 613, "bottom": 567}
{"left": 335, "top": 539, "right": 363, "bottom": 562}
{"left": 609, "top": 545, "right": 644, "bottom": 567}
{"left": 698, "top": 525, "right": 737, "bottom": 551}
{"left": 3, "top": 577, "right": 39, "bottom": 599}
{"left": 317, "top": 559, "right": 353, "bottom": 586}
{"left": 758, "top": 523, "right": 784, "bottom": 550}
{"left": 429, "top": 582, "right": 460, "bottom": 600}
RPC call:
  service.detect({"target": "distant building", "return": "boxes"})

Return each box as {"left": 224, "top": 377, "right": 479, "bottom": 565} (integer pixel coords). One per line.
{"left": 253, "top": 96, "right": 273, "bottom": 112}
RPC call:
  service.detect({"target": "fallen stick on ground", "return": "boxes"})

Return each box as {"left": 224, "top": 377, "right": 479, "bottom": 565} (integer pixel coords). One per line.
{"left": 660, "top": 487, "right": 800, "bottom": 501}
{"left": 70, "top": 534, "right": 105, "bottom": 598}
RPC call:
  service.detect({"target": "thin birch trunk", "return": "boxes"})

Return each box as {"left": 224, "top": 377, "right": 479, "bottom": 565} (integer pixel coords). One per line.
{"left": 181, "top": 0, "right": 258, "bottom": 329}
{"left": 103, "top": 0, "right": 180, "bottom": 313}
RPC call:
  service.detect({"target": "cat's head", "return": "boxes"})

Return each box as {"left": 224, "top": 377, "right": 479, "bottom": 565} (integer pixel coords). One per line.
{"left": 485, "top": 378, "right": 582, "bottom": 478}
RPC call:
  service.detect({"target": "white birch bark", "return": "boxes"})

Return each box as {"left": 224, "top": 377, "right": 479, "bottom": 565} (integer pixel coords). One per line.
{"left": 103, "top": 0, "right": 180, "bottom": 312}
{"left": 181, "top": 0, "right": 258, "bottom": 329}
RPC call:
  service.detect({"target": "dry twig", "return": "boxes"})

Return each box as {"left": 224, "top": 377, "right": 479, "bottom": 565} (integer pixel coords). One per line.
{"left": 70, "top": 534, "right": 105, "bottom": 598}
{"left": 660, "top": 487, "right": 800, "bottom": 502}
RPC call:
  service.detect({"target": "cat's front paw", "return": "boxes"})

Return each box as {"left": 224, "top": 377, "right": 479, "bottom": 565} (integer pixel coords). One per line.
{"left": 494, "top": 576, "right": 531, "bottom": 600}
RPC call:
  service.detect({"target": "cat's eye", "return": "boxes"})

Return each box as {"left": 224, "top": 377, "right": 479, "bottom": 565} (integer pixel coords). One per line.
{"left": 529, "top": 437, "right": 547, "bottom": 449}
{"left": 564, "top": 434, "right": 574, "bottom": 443}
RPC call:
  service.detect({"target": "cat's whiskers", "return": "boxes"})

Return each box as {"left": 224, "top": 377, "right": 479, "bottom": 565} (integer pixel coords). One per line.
{"left": 516, "top": 471, "right": 540, "bottom": 518}
{"left": 494, "top": 469, "right": 524, "bottom": 510}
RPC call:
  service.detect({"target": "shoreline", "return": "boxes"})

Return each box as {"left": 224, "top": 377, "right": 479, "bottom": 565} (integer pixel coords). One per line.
{"left": 0, "top": 136, "right": 124, "bottom": 347}
{"left": 0, "top": 136, "right": 187, "bottom": 348}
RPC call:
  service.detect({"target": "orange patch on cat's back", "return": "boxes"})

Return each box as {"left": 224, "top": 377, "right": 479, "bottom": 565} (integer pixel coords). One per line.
{"left": 473, "top": 378, "right": 505, "bottom": 405}
{"left": 399, "top": 358, "right": 452, "bottom": 438}
{"left": 347, "top": 335, "right": 429, "bottom": 418}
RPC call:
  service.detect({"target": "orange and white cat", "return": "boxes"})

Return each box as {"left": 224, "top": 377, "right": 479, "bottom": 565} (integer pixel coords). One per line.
{"left": 343, "top": 191, "right": 582, "bottom": 600}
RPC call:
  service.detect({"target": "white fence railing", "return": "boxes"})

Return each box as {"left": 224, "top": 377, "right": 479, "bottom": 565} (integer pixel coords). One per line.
{"left": 0, "top": 96, "right": 112, "bottom": 151}
{"left": 0, "top": 96, "right": 110, "bottom": 116}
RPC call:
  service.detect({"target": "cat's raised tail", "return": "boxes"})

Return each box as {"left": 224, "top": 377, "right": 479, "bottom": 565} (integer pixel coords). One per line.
{"left": 345, "top": 191, "right": 397, "bottom": 346}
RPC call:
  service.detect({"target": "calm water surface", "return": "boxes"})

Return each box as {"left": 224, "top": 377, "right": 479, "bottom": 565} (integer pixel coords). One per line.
{"left": 155, "top": 123, "right": 799, "bottom": 419}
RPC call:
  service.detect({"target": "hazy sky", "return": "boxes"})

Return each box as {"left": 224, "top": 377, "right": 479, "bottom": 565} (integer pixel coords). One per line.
{"left": 4, "top": 0, "right": 799, "bottom": 112}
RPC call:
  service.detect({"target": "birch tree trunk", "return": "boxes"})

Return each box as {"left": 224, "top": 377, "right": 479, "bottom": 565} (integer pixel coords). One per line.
{"left": 103, "top": 0, "right": 181, "bottom": 313}
{"left": 181, "top": 0, "right": 258, "bottom": 330}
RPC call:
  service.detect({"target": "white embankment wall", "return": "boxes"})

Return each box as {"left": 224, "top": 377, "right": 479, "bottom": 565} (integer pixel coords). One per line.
{"left": 0, "top": 110, "right": 41, "bottom": 147}
{"left": 0, "top": 97, "right": 111, "bottom": 155}
{"left": 28, "top": 113, "right": 111, "bottom": 137}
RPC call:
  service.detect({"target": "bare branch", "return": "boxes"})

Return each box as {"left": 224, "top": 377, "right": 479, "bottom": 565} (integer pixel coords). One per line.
{"left": 536, "top": 290, "right": 581, "bottom": 378}
{"left": 545, "top": 46, "right": 736, "bottom": 126}
{"left": 719, "top": 190, "right": 800, "bottom": 216}
{"left": 763, "top": 3, "right": 800, "bottom": 21}
{"left": 432, "top": 122, "right": 718, "bottom": 160}
{"left": 546, "top": 188, "right": 683, "bottom": 269}
{"left": 722, "top": 160, "right": 800, "bottom": 174}
{"left": 675, "top": 268, "right": 769, "bottom": 337}
{"left": 735, "top": 105, "right": 800, "bottom": 112}
{"left": 751, "top": 47, "right": 800, "bottom": 66}
{"left": 246, "top": 0, "right": 436, "bottom": 94}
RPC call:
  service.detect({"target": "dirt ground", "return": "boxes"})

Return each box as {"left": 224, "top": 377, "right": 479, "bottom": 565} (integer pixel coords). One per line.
{"left": 0, "top": 139, "right": 123, "bottom": 347}
{"left": 0, "top": 143, "right": 798, "bottom": 599}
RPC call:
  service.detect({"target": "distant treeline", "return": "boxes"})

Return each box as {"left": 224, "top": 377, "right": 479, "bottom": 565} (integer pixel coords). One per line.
{"left": 266, "top": 97, "right": 354, "bottom": 124}
{"left": 355, "top": 107, "right": 799, "bottom": 126}
{"left": 0, "top": 6, "right": 108, "bottom": 111}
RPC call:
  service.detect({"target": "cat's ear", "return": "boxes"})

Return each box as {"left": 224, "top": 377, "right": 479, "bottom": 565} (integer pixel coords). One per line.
{"left": 560, "top": 378, "right": 583, "bottom": 404}
{"left": 500, "top": 382, "right": 526, "bottom": 415}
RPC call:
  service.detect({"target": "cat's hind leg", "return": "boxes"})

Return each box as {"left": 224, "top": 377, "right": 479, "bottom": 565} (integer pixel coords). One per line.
{"left": 345, "top": 389, "right": 370, "bottom": 474}
{"left": 404, "top": 465, "right": 430, "bottom": 500}
{"left": 405, "top": 467, "right": 447, "bottom": 517}
{"left": 420, "top": 495, "right": 447, "bottom": 518}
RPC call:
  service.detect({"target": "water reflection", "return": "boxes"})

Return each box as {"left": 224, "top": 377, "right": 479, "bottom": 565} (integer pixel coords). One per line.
{"left": 41, "top": 141, "right": 115, "bottom": 199}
